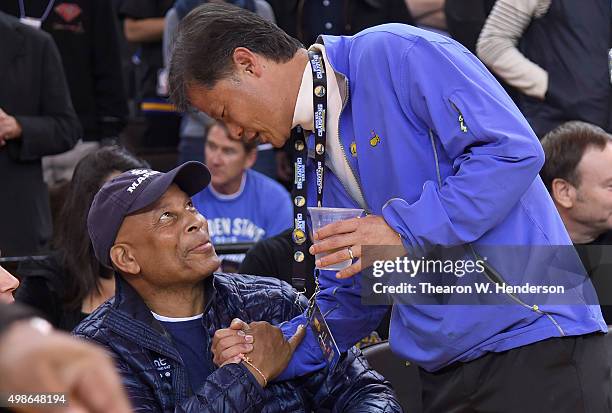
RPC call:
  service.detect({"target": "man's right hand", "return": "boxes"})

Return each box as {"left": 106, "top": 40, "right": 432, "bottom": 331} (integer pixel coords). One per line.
{"left": 212, "top": 319, "right": 306, "bottom": 386}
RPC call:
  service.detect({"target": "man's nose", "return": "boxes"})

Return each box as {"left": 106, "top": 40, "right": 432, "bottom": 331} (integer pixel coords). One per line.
{"left": 207, "top": 148, "right": 221, "bottom": 165}
{"left": 186, "top": 211, "right": 206, "bottom": 233}
{"left": 0, "top": 268, "right": 19, "bottom": 293}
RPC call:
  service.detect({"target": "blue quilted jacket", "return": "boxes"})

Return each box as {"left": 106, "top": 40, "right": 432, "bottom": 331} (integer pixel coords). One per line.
{"left": 73, "top": 273, "right": 401, "bottom": 412}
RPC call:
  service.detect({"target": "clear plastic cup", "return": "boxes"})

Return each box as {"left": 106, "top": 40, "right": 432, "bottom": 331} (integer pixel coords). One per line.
{"left": 308, "top": 207, "right": 365, "bottom": 270}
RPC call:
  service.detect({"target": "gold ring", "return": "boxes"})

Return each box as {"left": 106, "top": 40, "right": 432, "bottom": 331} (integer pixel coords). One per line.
{"left": 348, "top": 247, "right": 354, "bottom": 260}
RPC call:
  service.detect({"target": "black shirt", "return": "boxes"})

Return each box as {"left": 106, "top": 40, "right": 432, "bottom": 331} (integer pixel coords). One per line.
{"left": 575, "top": 231, "right": 612, "bottom": 325}
{"left": 266, "top": 0, "right": 414, "bottom": 46}
{"left": 118, "top": 0, "right": 173, "bottom": 101}
{"left": 16, "top": 253, "right": 91, "bottom": 332}
{"left": 239, "top": 228, "right": 317, "bottom": 298}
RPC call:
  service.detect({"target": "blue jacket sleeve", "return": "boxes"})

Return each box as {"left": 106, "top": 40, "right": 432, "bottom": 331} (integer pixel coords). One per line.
{"left": 277, "top": 271, "right": 387, "bottom": 380}
{"left": 381, "top": 36, "right": 545, "bottom": 254}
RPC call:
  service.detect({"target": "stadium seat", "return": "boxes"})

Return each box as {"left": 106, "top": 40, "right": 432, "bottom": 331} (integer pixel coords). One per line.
{"left": 361, "top": 340, "right": 422, "bottom": 412}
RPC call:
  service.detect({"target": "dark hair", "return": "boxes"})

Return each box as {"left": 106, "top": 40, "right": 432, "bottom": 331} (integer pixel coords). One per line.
{"left": 208, "top": 121, "right": 258, "bottom": 152}
{"left": 168, "top": 3, "right": 303, "bottom": 111}
{"left": 55, "top": 146, "right": 148, "bottom": 310}
{"left": 540, "top": 121, "right": 612, "bottom": 192}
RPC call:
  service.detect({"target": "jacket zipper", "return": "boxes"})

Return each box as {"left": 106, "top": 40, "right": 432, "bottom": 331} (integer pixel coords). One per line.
{"left": 336, "top": 75, "right": 371, "bottom": 213}
{"left": 427, "top": 129, "right": 565, "bottom": 336}
{"left": 449, "top": 100, "right": 468, "bottom": 133}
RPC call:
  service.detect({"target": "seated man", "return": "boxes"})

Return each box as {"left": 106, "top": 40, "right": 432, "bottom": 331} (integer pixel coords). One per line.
{"left": 75, "top": 162, "right": 400, "bottom": 412}
{"left": 540, "top": 121, "right": 612, "bottom": 323}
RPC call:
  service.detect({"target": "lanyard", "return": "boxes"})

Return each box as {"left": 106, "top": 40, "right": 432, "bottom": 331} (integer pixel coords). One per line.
{"left": 19, "top": 0, "right": 56, "bottom": 22}
{"left": 291, "top": 50, "right": 328, "bottom": 294}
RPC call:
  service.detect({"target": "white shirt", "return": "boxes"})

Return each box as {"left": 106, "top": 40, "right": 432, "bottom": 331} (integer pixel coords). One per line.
{"left": 292, "top": 44, "right": 367, "bottom": 210}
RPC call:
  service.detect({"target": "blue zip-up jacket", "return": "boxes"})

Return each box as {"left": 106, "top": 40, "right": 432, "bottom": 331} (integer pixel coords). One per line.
{"left": 278, "top": 23, "right": 607, "bottom": 377}
{"left": 73, "top": 273, "right": 401, "bottom": 412}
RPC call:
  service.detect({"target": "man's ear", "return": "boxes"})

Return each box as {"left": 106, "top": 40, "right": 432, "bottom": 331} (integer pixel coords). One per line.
{"left": 232, "top": 47, "right": 262, "bottom": 77}
{"left": 551, "top": 178, "right": 576, "bottom": 209}
{"left": 110, "top": 244, "right": 140, "bottom": 276}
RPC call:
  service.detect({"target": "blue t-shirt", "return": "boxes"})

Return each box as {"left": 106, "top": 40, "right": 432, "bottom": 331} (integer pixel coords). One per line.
{"left": 193, "top": 169, "right": 293, "bottom": 244}
{"left": 156, "top": 314, "right": 215, "bottom": 392}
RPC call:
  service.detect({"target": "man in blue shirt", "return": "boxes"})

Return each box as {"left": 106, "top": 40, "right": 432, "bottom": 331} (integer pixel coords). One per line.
{"left": 193, "top": 122, "right": 292, "bottom": 245}
{"left": 167, "top": 4, "right": 610, "bottom": 412}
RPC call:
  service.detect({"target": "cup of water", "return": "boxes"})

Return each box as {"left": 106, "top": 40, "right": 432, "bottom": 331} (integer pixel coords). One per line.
{"left": 308, "top": 207, "right": 365, "bottom": 271}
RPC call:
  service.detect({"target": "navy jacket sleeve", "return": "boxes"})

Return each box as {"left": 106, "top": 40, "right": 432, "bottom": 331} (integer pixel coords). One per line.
{"left": 85, "top": 340, "right": 267, "bottom": 413}
{"left": 13, "top": 32, "right": 80, "bottom": 161}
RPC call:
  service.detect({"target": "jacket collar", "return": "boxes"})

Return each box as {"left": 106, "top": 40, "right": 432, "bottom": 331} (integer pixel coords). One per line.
{"left": 112, "top": 273, "right": 216, "bottom": 326}
{"left": 105, "top": 273, "right": 216, "bottom": 361}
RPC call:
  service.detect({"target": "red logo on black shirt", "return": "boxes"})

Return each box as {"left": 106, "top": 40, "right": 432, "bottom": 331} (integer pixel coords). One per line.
{"left": 54, "top": 3, "right": 82, "bottom": 23}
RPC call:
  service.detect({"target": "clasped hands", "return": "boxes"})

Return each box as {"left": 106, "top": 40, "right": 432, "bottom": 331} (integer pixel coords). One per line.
{"left": 212, "top": 319, "right": 305, "bottom": 387}
{"left": 212, "top": 215, "right": 404, "bottom": 385}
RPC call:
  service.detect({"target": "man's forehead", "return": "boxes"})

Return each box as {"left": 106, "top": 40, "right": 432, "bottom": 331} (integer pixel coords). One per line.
{"left": 148, "top": 184, "right": 188, "bottom": 210}
{"left": 116, "top": 185, "right": 187, "bottom": 236}
{"left": 575, "top": 145, "right": 612, "bottom": 181}
{"left": 130, "top": 184, "right": 187, "bottom": 216}
{"left": 209, "top": 125, "right": 238, "bottom": 146}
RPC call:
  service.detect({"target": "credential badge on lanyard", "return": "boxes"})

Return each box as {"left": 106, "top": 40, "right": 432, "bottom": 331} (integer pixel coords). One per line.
{"left": 290, "top": 49, "right": 340, "bottom": 371}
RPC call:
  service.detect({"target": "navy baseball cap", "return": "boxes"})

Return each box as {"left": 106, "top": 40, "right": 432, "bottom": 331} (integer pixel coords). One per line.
{"left": 87, "top": 161, "right": 211, "bottom": 268}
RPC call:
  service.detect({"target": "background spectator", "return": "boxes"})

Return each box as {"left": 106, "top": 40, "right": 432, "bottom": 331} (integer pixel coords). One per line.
{"left": 266, "top": 0, "right": 413, "bottom": 46}
{"left": 163, "top": 0, "right": 277, "bottom": 177}
{"left": 406, "top": 0, "right": 446, "bottom": 33}
{"left": 540, "top": 121, "right": 612, "bottom": 323}
{"left": 444, "top": 0, "right": 495, "bottom": 53}
{"left": 0, "top": 0, "right": 129, "bottom": 186}
{"left": 16, "top": 146, "right": 148, "bottom": 331}
{"left": 0, "top": 11, "right": 80, "bottom": 257}
{"left": 541, "top": 121, "right": 612, "bottom": 244}
{"left": 192, "top": 122, "right": 292, "bottom": 247}
{"left": 477, "top": 0, "right": 612, "bottom": 137}
{"left": 119, "top": 0, "right": 180, "bottom": 151}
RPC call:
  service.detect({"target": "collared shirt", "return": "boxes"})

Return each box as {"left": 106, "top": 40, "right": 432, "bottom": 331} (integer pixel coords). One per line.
{"left": 292, "top": 44, "right": 367, "bottom": 209}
